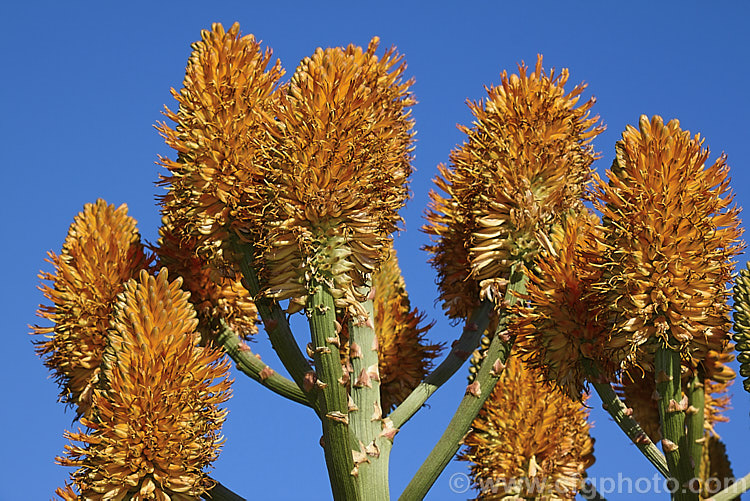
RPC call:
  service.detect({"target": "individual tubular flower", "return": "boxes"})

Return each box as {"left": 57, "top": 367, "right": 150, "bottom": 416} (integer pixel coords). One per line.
{"left": 594, "top": 115, "right": 743, "bottom": 371}
{"left": 424, "top": 55, "right": 603, "bottom": 320}
{"left": 259, "top": 37, "right": 415, "bottom": 317}
{"left": 156, "top": 216, "right": 259, "bottom": 341}
{"left": 157, "top": 22, "right": 283, "bottom": 269}
{"left": 58, "top": 269, "right": 232, "bottom": 500}
{"left": 732, "top": 262, "right": 750, "bottom": 392}
{"left": 512, "top": 210, "right": 616, "bottom": 398}
{"left": 459, "top": 354, "right": 595, "bottom": 500}
{"left": 33, "top": 199, "right": 152, "bottom": 418}
{"left": 373, "top": 246, "right": 442, "bottom": 411}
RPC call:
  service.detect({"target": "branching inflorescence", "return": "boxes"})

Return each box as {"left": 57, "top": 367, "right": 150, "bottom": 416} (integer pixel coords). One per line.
{"left": 32, "top": 22, "right": 750, "bottom": 501}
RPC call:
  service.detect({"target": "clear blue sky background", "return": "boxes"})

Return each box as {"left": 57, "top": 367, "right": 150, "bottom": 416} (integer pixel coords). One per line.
{"left": 3, "top": 2, "right": 749, "bottom": 500}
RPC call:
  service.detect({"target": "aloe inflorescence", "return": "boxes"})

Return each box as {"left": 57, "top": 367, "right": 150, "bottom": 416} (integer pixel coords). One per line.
{"left": 594, "top": 115, "right": 743, "bottom": 372}
{"left": 424, "top": 55, "right": 603, "bottom": 320}
{"left": 33, "top": 200, "right": 153, "bottom": 418}
{"left": 58, "top": 269, "right": 232, "bottom": 500}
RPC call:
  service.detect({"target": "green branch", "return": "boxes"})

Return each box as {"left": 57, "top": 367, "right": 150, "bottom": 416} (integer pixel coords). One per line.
{"left": 585, "top": 362, "right": 670, "bottom": 479}
{"left": 233, "top": 241, "right": 315, "bottom": 407}
{"left": 387, "top": 300, "right": 494, "bottom": 430}
{"left": 589, "top": 380, "right": 670, "bottom": 478}
{"left": 215, "top": 320, "right": 312, "bottom": 407}
{"left": 398, "top": 265, "right": 526, "bottom": 501}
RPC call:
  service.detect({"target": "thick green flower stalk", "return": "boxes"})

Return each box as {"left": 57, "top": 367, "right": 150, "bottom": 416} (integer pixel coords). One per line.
{"left": 593, "top": 115, "right": 743, "bottom": 371}
{"left": 33, "top": 199, "right": 152, "bottom": 418}
{"left": 617, "top": 357, "right": 734, "bottom": 442}
{"left": 424, "top": 55, "right": 603, "bottom": 319}
{"left": 58, "top": 269, "right": 232, "bottom": 500}
{"left": 459, "top": 354, "right": 595, "bottom": 500}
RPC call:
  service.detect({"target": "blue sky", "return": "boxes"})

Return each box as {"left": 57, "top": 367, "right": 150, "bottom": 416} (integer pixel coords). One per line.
{"left": 3, "top": 1, "right": 749, "bottom": 500}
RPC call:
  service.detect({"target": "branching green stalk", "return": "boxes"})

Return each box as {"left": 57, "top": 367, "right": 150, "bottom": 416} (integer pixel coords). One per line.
{"left": 686, "top": 372, "right": 705, "bottom": 480}
{"left": 388, "top": 300, "right": 494, "bottom": 430}
{"left": 215, "top": 319, "right": 312, "bottom": 407}
{"left": 233, "top": 241, "right": 314, "bottom": 404}
{"left": 203, "top": 479, "right": 246, "bottom": 500}
{"left": 349, "top": 294, "right": 389, "bottom": 501}
{"left": 710, "top": 471, "right": 750, "bottom": 501}
{"left": 308, "top": 285, "right": 360, "bottom": 501}
{"left": 398, "top": 265, "right": 526, "bottom": 501}
{"left": 585, "top": 361, "right": 670, "bottom": 478}
{"left": 655, "top": 344, "right": 696, "bottom": 500}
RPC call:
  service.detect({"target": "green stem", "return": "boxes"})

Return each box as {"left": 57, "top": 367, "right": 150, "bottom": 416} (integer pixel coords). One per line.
{"left": 308, "top": 285, "right": 360, "bottom": 501}
{"left": 202, "top": 479, "right": 246, "bottom": 501}
{"left": 711, "top": 471, "right": 750, "bottom": 501}
{"left": 233, "top": 241, "right": 315, "bottom": 406}
{"left": 585, "top": 362, "right": 670, "bottom": 478}
{"left": 215, "top": 320, "right": 311, "bottom": 407}
{"left": 388, "top": 300, "right": 494, "bottom": 430}
{"left": 398, "top": 265, "right": 526, "bottom": 501}
{"left": 349, "top": 294, "right": 389, "bottom": 501}
{"left": 686, "top": 372, "right": 704, "bottom": 480}
{"left": 655, "top": 345, "right": 696, "bottom": 500}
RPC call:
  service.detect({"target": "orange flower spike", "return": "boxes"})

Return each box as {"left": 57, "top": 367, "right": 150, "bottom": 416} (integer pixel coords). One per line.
{"left": 261, "top": 38, "right": 415, "bottom": 318}
{"left": 594, "top": 115, "right": 743, "bottom": 370}
{"left": 33, "top": 199, "right": 152, "bottom": 418}
{"left": 158, "top": 22, "right": 283, "bottom": 267}
{"left": 373, "top": 246, "right": 442, "bottom": 411}
{"left": 513, "top": 211, "right": 613, "bottom": 398}
{"left": 460, "top": 354, "right": 594, "bottom": 499}
{"left": 58, "top": 269, "right": 232, "bottom": 500}
{"left": 424, "top": 55, "right": 603, "bottom": 319}
{"left": 156, "top": 217, "right": 259, "bottom": 341}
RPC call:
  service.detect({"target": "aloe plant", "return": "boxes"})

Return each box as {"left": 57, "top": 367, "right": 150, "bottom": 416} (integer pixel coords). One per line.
{"left": 33, "top": 22, "right": 750, "bottom": 501}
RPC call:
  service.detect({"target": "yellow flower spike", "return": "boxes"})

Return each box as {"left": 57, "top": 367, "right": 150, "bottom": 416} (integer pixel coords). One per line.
{"left": 373, "top": 245, "right": 443, "bottom": 411}
{"left": 594, "top": 115, "right": 743, "bottom": 370}
{"left": 459, "top": 354, "right": 595, "bottom": 500}
{"left": 424, "top": 55, "right": 603, "bottom": 319}
{"left": 58, "top": 268, "right": 232, "bottom": 500}
{"left": 513, "top": 211, "right": 614, "bottom": 399}
{"left": 260, "top": 37, "right": 415, "bottom": 318}
{"left": 33, "top": 199, "right": 152, "bottom": 418}
{"left": 156, "top": 217, "right": 259, "bottom": 342}
{"left": 158, "top": 22, "right": 284, "bottom": 269}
